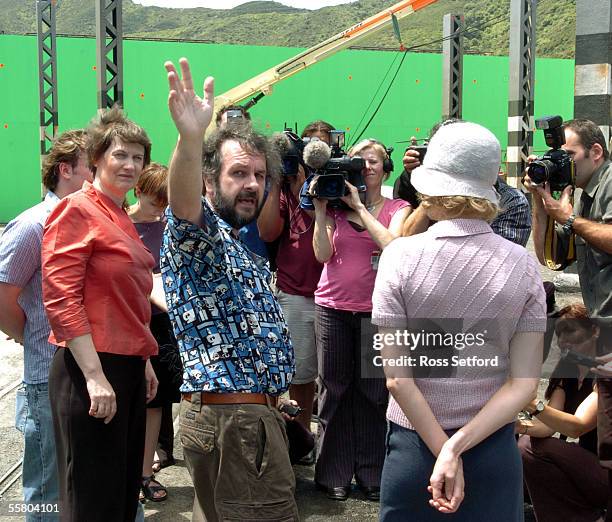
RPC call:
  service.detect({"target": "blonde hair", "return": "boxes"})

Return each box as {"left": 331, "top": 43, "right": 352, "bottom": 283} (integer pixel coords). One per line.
{"left": 348, "top": 139, "right": 391, "bottom": 181}
{"left": 419, "top": 194, "right": 499, "bottom": 222}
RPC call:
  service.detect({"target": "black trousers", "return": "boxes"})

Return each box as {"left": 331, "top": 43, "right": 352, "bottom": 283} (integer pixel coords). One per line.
{"left": 48, "top": 348, "right": 146, "bottom": 522}
{"left": 314, "top": 304, "right": 388, "bottom": 488}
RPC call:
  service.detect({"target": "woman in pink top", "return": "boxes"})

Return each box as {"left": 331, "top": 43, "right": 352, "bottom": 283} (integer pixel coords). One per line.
{"left": 311, "top": 139, "right": 411, "bottom": 501}
{"left": 372, "top": 121, "right": 546, "bottom": 521}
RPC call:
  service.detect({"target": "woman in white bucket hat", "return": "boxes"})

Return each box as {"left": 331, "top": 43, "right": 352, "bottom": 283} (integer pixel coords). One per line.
{"left": 372, "top": 121, "right": 547, "bottom": 520}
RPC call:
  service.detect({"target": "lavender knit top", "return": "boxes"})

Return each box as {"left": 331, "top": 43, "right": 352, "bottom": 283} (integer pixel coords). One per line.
{"left": 371, "top": 219, "right": 547, "bottom": 430}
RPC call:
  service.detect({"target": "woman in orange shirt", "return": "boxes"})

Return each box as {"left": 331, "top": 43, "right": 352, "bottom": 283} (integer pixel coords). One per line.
{"left": 42, "top": 108, "right": 159, "bottom": 522}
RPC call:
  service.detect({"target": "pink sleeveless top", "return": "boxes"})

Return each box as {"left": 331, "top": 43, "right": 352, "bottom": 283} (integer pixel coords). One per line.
{"left": 314, "top": 198, "right": 409, "bottom": 312}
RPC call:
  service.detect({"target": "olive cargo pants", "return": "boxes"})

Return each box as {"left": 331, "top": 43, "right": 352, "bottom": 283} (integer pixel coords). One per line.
{"left": 180, "top": 393, "right": 299, "bottom": 521}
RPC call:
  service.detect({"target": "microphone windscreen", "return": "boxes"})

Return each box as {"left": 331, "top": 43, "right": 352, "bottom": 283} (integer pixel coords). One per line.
{"left": 271, "top": 132, "right": 293, "bottom": 158}
{"left": 303, "top": 140, "right": 331, "bottom": 170}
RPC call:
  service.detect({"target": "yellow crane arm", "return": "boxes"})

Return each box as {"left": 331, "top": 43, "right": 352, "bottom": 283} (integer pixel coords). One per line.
{"left": 213, "top": 0, "right": 438, "bottom": 116}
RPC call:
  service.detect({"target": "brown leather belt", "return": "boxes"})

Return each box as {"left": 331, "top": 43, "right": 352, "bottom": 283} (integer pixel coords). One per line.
{"left": 182, "top": 392, "right": 277, "bottom": 407}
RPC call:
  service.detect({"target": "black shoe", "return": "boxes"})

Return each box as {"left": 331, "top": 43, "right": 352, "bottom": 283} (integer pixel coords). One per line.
{"left": 360, "top": 485, "right": 380, "bottom": 501}
{"left": 326, "top": 486, "right": 350, "bottom": 501}
{"left": 315, "top": 482, "right": 350, "bottom": 501}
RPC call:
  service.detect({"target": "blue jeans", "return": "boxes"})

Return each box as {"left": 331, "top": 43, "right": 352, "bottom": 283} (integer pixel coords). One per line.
{"left": 135, "top": 501, "right": 144, "bottom": 522}
{"left": 15, "top": 383, "right": 59, "bottom": 522}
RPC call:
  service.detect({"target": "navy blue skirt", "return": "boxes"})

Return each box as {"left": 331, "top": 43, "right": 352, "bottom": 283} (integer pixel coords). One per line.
{"left": 380, "top": 422, "right": 523, "bottom": 522}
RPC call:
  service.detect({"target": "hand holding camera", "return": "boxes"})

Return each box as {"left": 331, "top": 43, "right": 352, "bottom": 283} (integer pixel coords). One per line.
{"left": 524, "top": 115, "right": 575, "bottom": 194}
{"left": 403, "top": 148, "right": 422, "bottom": 172}
{"left": 522, "top": 115, "right": 576, "bottom": 226}
{"left": 279, "top": 400, "right": 303, "bottom": 420}
{"left": 340, "top": 180, "right": 365, "bottom": 211}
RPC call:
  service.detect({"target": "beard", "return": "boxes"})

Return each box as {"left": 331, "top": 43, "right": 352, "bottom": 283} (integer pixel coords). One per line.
{"left": 212, "top": 186, "right": 264, "bottom": 229}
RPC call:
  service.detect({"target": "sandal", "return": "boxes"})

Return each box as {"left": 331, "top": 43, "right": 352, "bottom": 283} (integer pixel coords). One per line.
{"left": 152, "top": 450, "right": 176, "bottom": 473}
{"left": 141, "top": 475, "right": 168, "bottom": 502}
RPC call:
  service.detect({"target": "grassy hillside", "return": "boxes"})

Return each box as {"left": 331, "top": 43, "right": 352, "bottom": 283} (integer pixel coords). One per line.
{"left": 0, "top": 0, "right": 576, "bottom": 58}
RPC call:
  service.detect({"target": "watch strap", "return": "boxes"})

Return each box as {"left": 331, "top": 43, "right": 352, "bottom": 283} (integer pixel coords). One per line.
{"left": 562, "top": 213, "right": 576, "bottom": 233}
{"left": 532, "top": 400, "right": 545, "bottom": 416}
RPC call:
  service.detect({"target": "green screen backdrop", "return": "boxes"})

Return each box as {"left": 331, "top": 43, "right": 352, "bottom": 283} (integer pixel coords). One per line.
{"left": 0, "top": 34, "right": 574, "bottom": 222}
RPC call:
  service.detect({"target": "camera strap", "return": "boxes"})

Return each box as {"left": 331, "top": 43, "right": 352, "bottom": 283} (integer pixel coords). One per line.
{"left": 543, "top": 216, "right": 576, "bottom": 271}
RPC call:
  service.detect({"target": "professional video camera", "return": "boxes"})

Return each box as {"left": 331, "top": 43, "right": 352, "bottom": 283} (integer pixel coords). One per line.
{"left": 299, "top": 130, "right": 366, "bottom": 210}
{"left": 272, "top": 130, "right": 306, "bottom": 177}
{"left": 526, "top": 115, "right": 574, "bottom": 192}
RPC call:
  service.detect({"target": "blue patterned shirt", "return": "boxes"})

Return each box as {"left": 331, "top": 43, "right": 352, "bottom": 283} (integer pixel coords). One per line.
{"left": 160, "top": 199, "right": 294, "bottom": 394}
{"left": 0, "top": 192, "right": 59, "bottom": 384}
{"left": 491, "top": 178, "right": 532, "bottom": 247}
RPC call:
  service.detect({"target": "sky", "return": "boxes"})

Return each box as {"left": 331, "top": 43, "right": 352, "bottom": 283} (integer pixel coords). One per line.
{"left": 133, "top": 0, "right": 357, "bottom": 9}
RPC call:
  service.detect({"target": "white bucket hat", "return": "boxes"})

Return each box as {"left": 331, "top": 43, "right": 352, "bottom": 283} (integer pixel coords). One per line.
{"left": 411, "top": 121, "right": 501, "bottom": 204}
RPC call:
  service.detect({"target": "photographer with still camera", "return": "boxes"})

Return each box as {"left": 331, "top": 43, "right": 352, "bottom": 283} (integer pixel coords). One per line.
{"left": 524, "top": 117, "right": 612, "bottom": 520}
{"left": 308, "top": 137, "right": 411, "bottom": 501}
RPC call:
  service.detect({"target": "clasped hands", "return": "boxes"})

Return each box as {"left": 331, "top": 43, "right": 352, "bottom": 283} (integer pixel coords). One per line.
{"left": 428, "top": 440, "right": 465, "bottom": 514}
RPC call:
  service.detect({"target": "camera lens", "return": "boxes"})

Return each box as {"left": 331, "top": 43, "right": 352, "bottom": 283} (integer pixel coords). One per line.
{"left": 528, "top": 159, "right": 556, "bottom": 185}
{"left": 317, "top": 175, "right": 345, "bottom": 198}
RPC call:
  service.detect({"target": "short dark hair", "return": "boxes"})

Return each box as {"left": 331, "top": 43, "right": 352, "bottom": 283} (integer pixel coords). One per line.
{"left": 301, "top": 120, "right": 335, "bottom": 141}
{"left": 87, "top": 105, "right": 152, "bottom": 176}
{"left": 42, "top": 129, "right": 88, "bottom": 191}
{"left": 563, "top": 118, "right": 609, "bottom": 160}
{"left": 215, "top": 104, "right": 251, "bottom": 125}
{"left": 429, "top": 118, "right": 463, "bottom": 139}
{"left": 545, "top": 303, "right": 597, "bottom": 399}
{"left": 135, "top": 162, "right": 168, "bottom": 207}
{"left": 202, "top": 121, "right": 281, "bottom": 188}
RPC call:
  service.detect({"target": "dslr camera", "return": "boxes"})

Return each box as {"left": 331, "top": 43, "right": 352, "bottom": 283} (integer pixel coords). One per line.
{"left": 526, "top": 115, "right": 574, "bottom": 192}
{"left": 300, "top": 130, "right": 366, "bottom": 210}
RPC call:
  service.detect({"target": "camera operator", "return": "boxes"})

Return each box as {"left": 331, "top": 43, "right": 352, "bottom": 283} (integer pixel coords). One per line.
{"left": 257, "top": 131, "right": 323, "bottom": 443}
{"left": 399, "top": 120, "right": 531, "bottom": 246}
{"left": 215, "top": 104, "right": 251, "bottom": 125}
{"left": 310, "top": 139, "right": 411, "bottom": 501}
{"left": 524, "top": 117, "right": 612, "bottom": 519}
{"left": 301, "top": 120, "right": 334, "bottom": 145}
{"left": 392, "top": 137, "right": 421, "bottom": 209}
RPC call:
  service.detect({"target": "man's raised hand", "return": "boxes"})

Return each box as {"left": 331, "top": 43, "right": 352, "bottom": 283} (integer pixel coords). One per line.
{"left": 164, "top": 58, "right": 214, "bottom": 139}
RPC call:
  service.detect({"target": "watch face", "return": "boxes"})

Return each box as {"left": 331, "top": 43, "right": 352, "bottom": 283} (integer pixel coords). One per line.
{"left": 536, "top": 400, "right": 545, "bottom": 411}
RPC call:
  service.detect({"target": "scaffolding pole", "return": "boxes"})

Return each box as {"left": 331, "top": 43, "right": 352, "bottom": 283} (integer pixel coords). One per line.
{"left": 442, "top": 13, "right": 464, "bottom": 120}
{"left": 96, "top": 0, "right": 123, "bottom": 109}
{"left": 575, "top": 0, "right": 612, "bottom": 143}
{"left": 506, "top": 0, "right": 536, "bottom": 187}
{"left": 36, "top": 0, "right": 58, "bottom": 166}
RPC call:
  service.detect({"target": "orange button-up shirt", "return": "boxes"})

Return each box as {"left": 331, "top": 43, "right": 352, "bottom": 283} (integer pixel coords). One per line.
{"left": 42, "top": 182, "right": 157, "bottom": 358}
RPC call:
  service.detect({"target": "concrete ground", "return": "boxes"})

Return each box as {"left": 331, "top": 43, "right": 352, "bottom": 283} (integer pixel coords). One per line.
{"left": 0, "top": 228, "right": 583, "bottom": 521}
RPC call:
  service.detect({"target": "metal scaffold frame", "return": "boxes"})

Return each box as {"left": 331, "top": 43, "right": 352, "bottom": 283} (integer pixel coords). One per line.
{"left": 36, "top": 0, "right": 58, "bottom": 158}
{"left": 574, "top": 0, "right": 612, "bottom": 143}
{"left": 96, "top": 0, "right": 124, "bottom": 109}
{"left": 506, "top": 0, "right": 536, "bottom": 187}
{"left": 442, "top": 13, "right": 464, "bottom": 121}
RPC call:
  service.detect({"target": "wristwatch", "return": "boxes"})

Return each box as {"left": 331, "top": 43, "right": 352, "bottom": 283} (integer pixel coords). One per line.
{"left": 532, "top": 400, "right": 545, "bottom": 416}
{"left": 562, "top": 213, "right": 576, "bottom": 233}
